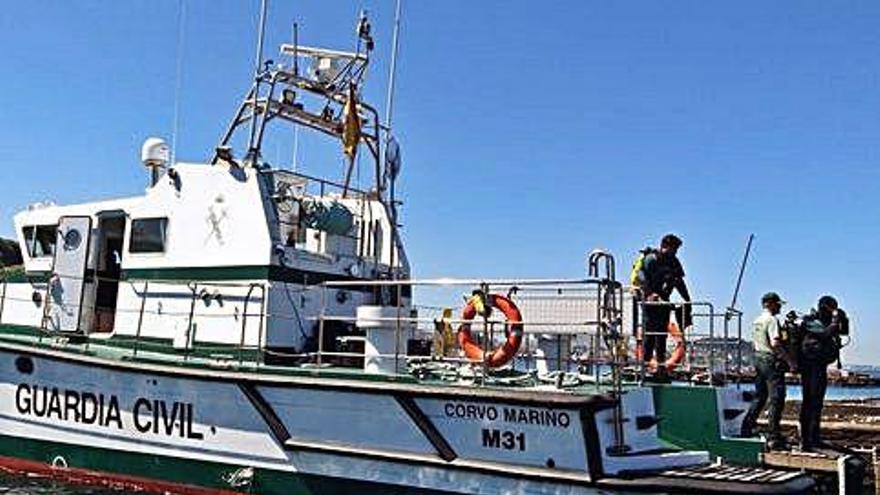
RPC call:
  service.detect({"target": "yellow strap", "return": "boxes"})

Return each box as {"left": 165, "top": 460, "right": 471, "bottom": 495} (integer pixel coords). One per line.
{"left": 469, "top": 294, "right": 487, "bottom": 316}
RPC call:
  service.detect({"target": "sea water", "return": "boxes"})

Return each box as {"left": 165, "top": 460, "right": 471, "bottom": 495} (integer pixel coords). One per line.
{"left": 0, "top": 473, "right": 122, "bottom": 494}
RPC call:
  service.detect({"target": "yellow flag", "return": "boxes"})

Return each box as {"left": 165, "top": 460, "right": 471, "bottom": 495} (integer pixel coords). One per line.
{"left": 342, "top": 84, "right": 361, "bottom": 159}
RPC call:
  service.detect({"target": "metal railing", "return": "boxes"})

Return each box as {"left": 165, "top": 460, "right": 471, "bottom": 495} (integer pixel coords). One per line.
{"left": 635, "top": 296, "right": 745, "bottom": 382}
{"left": 0, "top": 257, "right": 748, "bottom": 388}
{"left": 0, "top": 271, "right": 269, "bottom": 362}
{"left": 312, "top": 273, "right": 625, "bottom": 387}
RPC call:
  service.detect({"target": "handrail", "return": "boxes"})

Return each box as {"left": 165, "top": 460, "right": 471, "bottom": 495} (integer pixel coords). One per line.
{"left": 269, "top": 169, "right": 371, "bottom": 198}
{"left": 320, "top": 277, "right": 603, "bottom": 288}
{"left": 0, "top": 279, "right": 6, "bottom": 324}
{"left": 183, "top": 282, "right": 199, "bottom": 361}
{"left": 634, "top": 298, "right": 745, "bottom": 382}
{"left": 239, "top": 283, "right": 267, "bottom": 365}
{"left": 132, "top": 281, "right": 149, "bottom": 357}
{"left": 1, "top": 269, "right": 749, "bottom": 385}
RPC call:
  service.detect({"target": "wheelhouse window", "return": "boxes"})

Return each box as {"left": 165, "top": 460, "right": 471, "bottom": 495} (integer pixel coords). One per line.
{"left": 129, "top": 218, "right": 168, "bottom": 253}
{"left": 22, "top": 225, "right": 58, "bottom": 258}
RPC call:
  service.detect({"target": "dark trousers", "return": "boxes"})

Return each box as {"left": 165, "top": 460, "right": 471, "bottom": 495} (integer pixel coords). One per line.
{"left": 643, "top": 304, "right": 672, "bottom": 364}
{"left": 799, "top": 363, "right": 828, "bottom": 447}
{"left": 742, "top": 352, "right": 786, "bottom": 439}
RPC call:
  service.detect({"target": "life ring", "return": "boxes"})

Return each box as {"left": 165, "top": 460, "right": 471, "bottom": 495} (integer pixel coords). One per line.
{"left": 457, "top": 293, "right": 524, "bottom": 368}
{"left": 634, "top": 320, "right": 686, "bottom": 372}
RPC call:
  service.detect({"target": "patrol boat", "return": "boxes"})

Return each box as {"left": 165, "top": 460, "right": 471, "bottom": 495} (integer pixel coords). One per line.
{"left": 0, "top": 10, "right": 816, "bottom": 495}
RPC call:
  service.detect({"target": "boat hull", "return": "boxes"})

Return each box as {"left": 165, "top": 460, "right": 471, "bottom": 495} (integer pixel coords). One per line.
{"left": 0, "top": 344, "right": 617, "bottom": 495}
{"left": 0, "top": 340, "right": 815, "bottom": 495}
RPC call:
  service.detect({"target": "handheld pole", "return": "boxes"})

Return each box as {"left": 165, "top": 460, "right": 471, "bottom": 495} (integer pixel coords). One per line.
{"left": 729, "top": 234, "right": 755, "bottom": 314}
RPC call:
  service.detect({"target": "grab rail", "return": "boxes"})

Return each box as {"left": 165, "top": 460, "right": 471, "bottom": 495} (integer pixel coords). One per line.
{"left": 239, "top": 283, "right": 267, "bottom": 365}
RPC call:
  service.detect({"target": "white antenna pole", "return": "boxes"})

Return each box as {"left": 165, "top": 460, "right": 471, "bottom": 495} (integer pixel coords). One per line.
{"left": 291, "top": 22, "right": 300, "bottom": 171}
{"left": 170, "top": 0, "right": 187, "bottom": 166}
{"left": 248, "top": 0, "right": 270, "bottom": 154}
{"left": 253, "top": 0, "right": 269, "bottom": 79}
{"left": 384, "top": 0, "right": 403, "bottom": 137}
{"left": 384, "top": 0, "right": 403, "bottom": 280}
{"left": 292, "top": 123, "right": 300, "bottom": 172}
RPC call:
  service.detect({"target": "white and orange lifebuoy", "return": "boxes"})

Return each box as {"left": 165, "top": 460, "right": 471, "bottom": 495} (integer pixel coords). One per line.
{"left": 457, "top": 293, "right": 523, "bottom": 368}
{"left": 635, "top": 319, "right": 686, "bottom": 372}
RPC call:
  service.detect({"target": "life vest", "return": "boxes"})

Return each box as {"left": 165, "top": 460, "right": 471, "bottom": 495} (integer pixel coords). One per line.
{"left": 457, "top": 293, "right": 524, "bottom": 368}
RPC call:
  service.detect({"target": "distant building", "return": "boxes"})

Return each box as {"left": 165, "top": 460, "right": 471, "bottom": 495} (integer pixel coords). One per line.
{"left": 687, "top": 336, "right": 754, "bottom": 370}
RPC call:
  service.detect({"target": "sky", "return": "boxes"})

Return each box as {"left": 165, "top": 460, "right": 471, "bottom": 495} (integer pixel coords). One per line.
{"left": 0, "top": 2, "right": 878, "bottom": 364}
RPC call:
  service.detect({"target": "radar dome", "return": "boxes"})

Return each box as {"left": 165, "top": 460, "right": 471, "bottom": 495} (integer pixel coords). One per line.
{"left": 141, "top": 137, "right": 170, "bottom": 169}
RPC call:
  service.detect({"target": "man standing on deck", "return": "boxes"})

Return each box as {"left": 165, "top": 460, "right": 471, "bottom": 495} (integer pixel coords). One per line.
{"left": 636, "top": 234, "right": 691, "bottom": 380}
{"left": 796, "top": 295, "right": 848, "bottom": 451}
{"left": 741, "top": 292, "right": 793, "bottom": 449}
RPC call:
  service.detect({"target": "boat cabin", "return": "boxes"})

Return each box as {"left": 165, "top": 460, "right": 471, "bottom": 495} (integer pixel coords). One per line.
{"left": 4, "top": 160, "right": 407, "bottom": 359}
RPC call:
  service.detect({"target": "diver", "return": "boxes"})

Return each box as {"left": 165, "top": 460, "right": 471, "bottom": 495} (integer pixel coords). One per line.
{"left": 795, "top": 295, "right": 849, "bottom": 451}
{"left": 634, "top": 234, "right": 691, "bottom": 381}
{"left": 741, "top": 292, "right": 793, "bottom": 449}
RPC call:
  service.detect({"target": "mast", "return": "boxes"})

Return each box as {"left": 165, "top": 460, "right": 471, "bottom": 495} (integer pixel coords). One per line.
{"left": 385, "top": 0, "right": 403, "bottom": 280}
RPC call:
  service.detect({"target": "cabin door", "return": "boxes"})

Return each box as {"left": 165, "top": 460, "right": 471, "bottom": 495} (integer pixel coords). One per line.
{"left": 48, "top": 216, "right": 92, "bottom": 332}
{"left": 91, "top": 213, "right": 125, "bottom": 333}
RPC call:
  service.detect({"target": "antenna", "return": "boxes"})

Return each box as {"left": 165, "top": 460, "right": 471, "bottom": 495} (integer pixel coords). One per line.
{"left": 384, "top": 0, "right": 403, "bottom": 141}
{"left": 290, "top": 22, "right": 300, "bottom": 171}
{"left": 292, "top": 22, "right": 299, "bottom": 77}
{"left": 170, "top": 0, "right": 187, "bottom": 166}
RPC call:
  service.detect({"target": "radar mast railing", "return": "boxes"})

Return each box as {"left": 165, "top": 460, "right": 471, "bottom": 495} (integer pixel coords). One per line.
{"left": 210, "top": 14, "right": 383, "bottom": 201}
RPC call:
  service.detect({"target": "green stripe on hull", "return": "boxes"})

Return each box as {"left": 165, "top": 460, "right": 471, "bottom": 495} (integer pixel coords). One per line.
{"left": 0, "top": 433, "right": 454, "bottom": 495}
{"left": 119, "top": 265, "right": 410, "bottom": 296}
{"left": 0, "top": 268, "right": 48, "bottom": 283}
{"left": 121, "top": 265, "right": 362, "bottom": 286}
{"left": 121, "top": 266, "right": 270, "bottom": 282}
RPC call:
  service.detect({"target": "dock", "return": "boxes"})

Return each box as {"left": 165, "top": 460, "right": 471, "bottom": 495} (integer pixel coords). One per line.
{"left": 762, "top": 446, "right": 875, "bottom": 495}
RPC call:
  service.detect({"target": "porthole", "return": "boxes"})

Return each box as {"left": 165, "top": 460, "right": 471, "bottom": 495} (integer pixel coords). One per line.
{"left": 15, "top": 356, "right": 34, "bottom": 375}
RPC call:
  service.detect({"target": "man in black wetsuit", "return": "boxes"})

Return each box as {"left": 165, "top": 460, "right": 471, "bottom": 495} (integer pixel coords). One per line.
{"left": 636, "top": 234, "right": 691, "bottom": 379}
{"left": 797, "top": 295, "right": 848, "bottom": 451}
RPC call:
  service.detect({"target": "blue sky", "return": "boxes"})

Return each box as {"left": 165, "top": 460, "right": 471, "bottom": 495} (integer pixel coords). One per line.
{"left": 1, "top": 2, "right": 878, "bottom": 364}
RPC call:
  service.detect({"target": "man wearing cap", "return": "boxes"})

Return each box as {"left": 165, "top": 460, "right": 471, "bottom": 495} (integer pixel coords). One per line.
{"left": 741, "top": 292, "right": 792, "bottom": 448}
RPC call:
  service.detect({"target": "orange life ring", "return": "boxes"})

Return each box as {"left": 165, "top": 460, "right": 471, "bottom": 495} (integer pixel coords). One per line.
{"left": 457, "top": 293, "right": 524, "bottom": 368}
{"left": 635, "top": 320, "right": 686, "bottom": 372}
